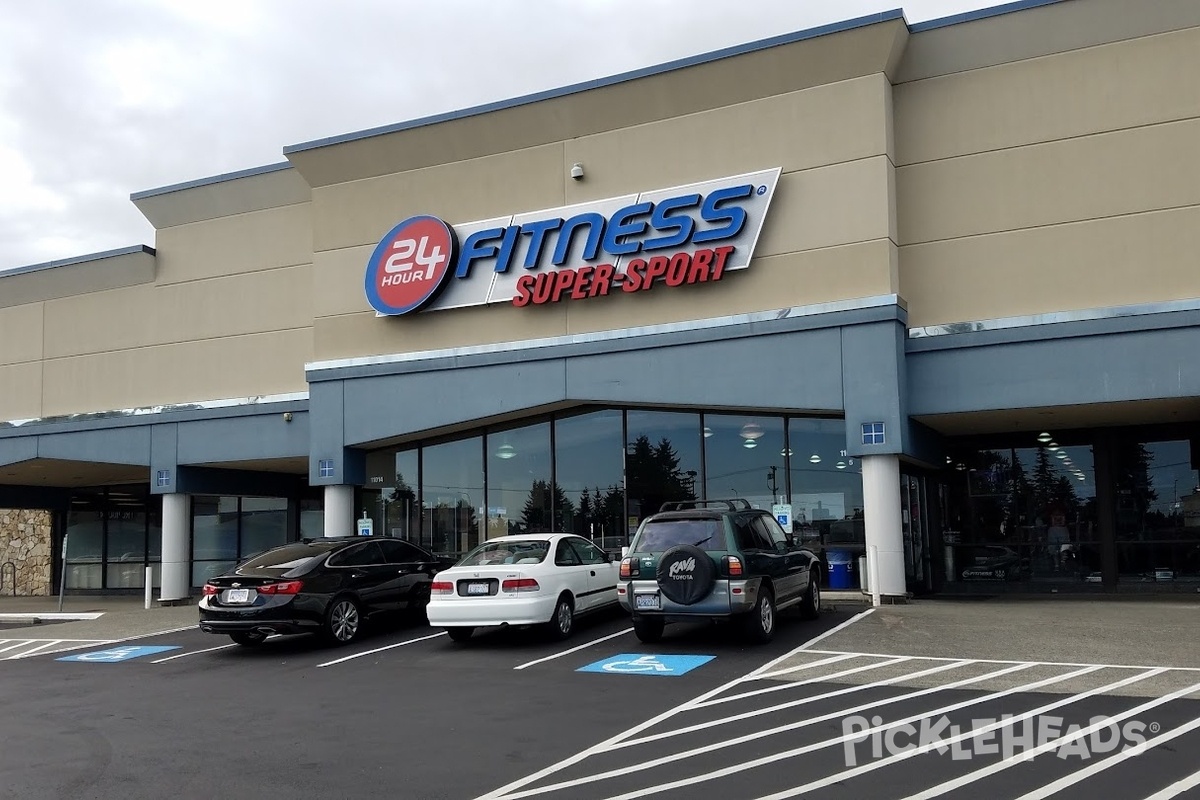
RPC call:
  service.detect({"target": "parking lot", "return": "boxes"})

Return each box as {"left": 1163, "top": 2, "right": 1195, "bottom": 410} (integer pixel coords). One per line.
{"left": 1, "top": 598, "right": 1198, "bottom": 800}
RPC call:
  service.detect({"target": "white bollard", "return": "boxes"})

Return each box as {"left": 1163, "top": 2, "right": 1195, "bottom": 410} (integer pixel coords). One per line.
{"left": 145, "top": 566, "right": 153, "bottom": 610}
{"left": 868, "top": 545, "right": 882, "bottom": 608}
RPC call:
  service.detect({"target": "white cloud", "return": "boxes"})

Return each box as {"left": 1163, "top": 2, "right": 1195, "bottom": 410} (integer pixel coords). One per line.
{"left": 0, "top": 0, "right": 1000, "bottom": 272}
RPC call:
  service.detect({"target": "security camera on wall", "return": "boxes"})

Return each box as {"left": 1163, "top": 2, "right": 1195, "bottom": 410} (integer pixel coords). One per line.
{"left": 570, "top": 163, "right": 584, "bottom": 180}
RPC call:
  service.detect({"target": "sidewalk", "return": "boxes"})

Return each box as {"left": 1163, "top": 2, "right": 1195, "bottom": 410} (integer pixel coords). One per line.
{"left": 0, "top": 595, "right": 200, "bottom": 641}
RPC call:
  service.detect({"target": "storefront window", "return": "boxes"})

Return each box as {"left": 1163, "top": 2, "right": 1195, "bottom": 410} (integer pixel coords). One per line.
{"left": 1115, "top": 440, "right": 1200, "bottom": 583}
{"left": 625, "top": 411, "right": 702, "bottom": 534}
{"left": 241, "top": 497, "right": 288, "bottom": 559}
{"left": 422, "top": 436, "right": 484, "bottom": 557}
{"left": 787, "top": 418, "right": 864, "bottom": 554}
{"left": 484, "top": 422, "right": 552, "bottom": 537}
{"left": 106, "top": 508, "right": 148, "bottom": 589}
{"left": 192, "top": 496, "right": 239, "bottom": 586}
{"left": 555, "top": 410, "right": 624, "bottom": 550}
{"left": 704, "top": 414, "right": 785, "bottom": 509}
{"left": 65, "top": 492, "right": 105, "bottom": 589}
{"left": 385, "top": 449, "right": 420, "bottom": 540}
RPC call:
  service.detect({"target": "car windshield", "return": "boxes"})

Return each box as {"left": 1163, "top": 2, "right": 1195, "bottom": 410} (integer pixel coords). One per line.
{"left": 458, "top": 540, "right": 550, "bottom": 567}
{"left": 236, "top": 543, "right": 334, "bottom": 575}
{"left": 633, "top": 519, "right": 727, "bottom": 552}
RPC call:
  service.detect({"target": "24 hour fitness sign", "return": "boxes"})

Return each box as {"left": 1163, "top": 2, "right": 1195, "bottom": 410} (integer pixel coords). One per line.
{"left": 364, "top": 168, "right": 781, "bottom": 316}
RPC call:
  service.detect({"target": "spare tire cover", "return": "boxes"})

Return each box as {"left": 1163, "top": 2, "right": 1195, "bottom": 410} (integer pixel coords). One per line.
{"left": 656, "top": 545, "right": 718, "bottom": 606}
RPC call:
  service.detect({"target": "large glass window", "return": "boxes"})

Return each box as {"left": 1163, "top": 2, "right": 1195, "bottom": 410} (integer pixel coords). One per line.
{"left": 788, "top": 418, "right": 864, "bottom": 552}
{"left": 704, "top": 414, "right": 785, "bottom": 510}
{"left": 422, "top": 436, "right": 484, "bottom": 557}
{"left": 388, "top": 449, "right": 420, "bottom": 540}
{"left": 555, "top": 410, "right": 624, "bottom": 550}
{"left": 106, "top": 508, "right": 148, "bottom": 589}
{"left": 626, "top": 411, "right": 702, "bottom": 535}
{"left": 486, "top": 421, "right": 552, "bottom": 537}
{"left": 1115, "top": 440, "right": 1200, "bottom": 583}
{"left": 65, "top": 492, "right": 105, "bottom": 589}
{"left": 241, "top": 497, "right": 288, "bottom": 559}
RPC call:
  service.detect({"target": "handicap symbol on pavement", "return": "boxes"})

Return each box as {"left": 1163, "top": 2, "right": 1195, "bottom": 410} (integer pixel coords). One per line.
{"left": 578, "top": 653, "right": 715, "bottom": 677}
{"left": 57, "top": 645, "right": 181, "bottom": 662}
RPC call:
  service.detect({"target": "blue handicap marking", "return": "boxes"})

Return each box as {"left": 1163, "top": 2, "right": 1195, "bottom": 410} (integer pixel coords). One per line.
{"left": 578, "top": 653, "right": 715, "bottom": 677}
{"left": 57, "top": 645, "right": 181, "bottom": 662}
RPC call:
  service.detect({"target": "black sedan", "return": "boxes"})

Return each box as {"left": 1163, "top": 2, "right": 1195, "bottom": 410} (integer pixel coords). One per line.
{"left": 198, "top": 537, "right": 455, "bottom": 646}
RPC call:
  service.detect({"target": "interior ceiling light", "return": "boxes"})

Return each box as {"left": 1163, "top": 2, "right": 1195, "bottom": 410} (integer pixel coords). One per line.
{"left": 1048, "top": 443, "right": 1060, "bottom": 451}
{"left": 1038, "top": 432, "right": 1053, "bottom": 443}
{"left": 495, "top": 443, "right": 516, "bottom": 460}
{"left": 836, "top": 461, "right": 846, "bottom": 470}
{"left": 781, "top": 448, "right": 793, "bottom": 457}
{"left": 740, "top": 422, "right": 765, "bottom": 440}
{"left": 1056, "top": 451, "right": 1068, "bottom": 460}
{"left": 743, "top": 439, "right": 758, "bottom": 449}
{"left": 809, "top": 454, "right": 821, "bottom": 464}
{"left": 703, "top": 427, "right": 713, "bottom": 439}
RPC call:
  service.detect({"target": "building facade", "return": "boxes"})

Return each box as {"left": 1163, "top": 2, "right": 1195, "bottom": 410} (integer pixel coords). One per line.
{"left": 1, "top": 0, "right": 1198, "bottom": 599}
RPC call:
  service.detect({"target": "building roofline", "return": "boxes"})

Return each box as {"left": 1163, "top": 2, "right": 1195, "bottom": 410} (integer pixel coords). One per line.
{"left": 126, "top": 0, "right": 1076, "bottom": 197}
{"left": 0, "top": 244, "right": 155, "bottom": 279}
{"left": 281, "top": 9, "right": 908, "bottom": 155}
{"left": 129, "top": 161, "right": 293, "bottom": 201}
{"left": 908, "top": 0, "right": 1068, "bottom": 32}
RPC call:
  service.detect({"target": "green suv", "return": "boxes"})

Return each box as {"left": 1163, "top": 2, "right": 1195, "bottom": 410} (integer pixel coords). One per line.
{"left": 617, "top": 499, "right": 822, "bottom": 644}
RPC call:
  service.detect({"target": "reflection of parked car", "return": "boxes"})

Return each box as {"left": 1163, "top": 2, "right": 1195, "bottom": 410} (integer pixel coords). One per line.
{"left": 959, "top": 545, "right": 1028, "bottom": 581}
{"left": 618, "top": 499, "right": 822, "bottom": 645}
{"left": 199, "top": 537, "right": 454, "bottom": 646}
{"left": 428, "top": 534, "right": 620, "bottom": 642}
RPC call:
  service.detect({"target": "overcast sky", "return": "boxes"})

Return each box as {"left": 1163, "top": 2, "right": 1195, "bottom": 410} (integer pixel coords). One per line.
{"left": 0, "top": 0, "right": 1001, "bottom": 273}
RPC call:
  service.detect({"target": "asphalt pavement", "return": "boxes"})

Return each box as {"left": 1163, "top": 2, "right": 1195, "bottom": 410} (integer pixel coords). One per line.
{"left": 0, "top": 595, "right": 1197, "bottom": 799}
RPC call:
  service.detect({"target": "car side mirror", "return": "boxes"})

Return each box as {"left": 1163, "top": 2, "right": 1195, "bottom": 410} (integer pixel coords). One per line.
{"left": 785, "top": 534, "right": 795, "bottom": 547}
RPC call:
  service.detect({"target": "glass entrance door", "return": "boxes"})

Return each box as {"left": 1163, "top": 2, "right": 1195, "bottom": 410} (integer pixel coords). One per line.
{"left": 900, "top": 472, "right": 931, "bottom": 593}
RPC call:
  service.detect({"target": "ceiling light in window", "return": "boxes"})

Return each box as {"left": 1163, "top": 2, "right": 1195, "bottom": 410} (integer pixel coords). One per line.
{"left": 495, "top": 443, "right": 516, "bottom": 460}
{"left": 1038, "top": 432, "right": 1053, "bottom": 443}
{"left": 742, "top": 439, "right": 757, "bottom": 449}
{"left": 809, "top": 454, "right": 821, "bottom": 464}
{"left": 740, "top": 422, "right": 764, "bottom": 440}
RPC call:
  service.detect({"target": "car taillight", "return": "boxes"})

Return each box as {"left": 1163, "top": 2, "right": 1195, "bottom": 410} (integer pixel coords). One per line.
{"left": 257, "top": 580, "right": 303, "bottom": 595}
{"left": 619, "top": 558, "right": 632, "bottom": 579}
{"left": 501, "top": 578, "right": 540, "bottom": 593}
{"left": 202, "top": 584, "right": 218, "bottom": 596}
{"left": 726, "top": 556, "right": 743, "bottom": 577}
{"left": 430, "top": 581, "right": 453, "bottom": 595}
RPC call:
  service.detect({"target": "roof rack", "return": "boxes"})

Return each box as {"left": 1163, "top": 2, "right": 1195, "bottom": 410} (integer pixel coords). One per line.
{"left": 658, "top": 498, "right": 752, "bottom": 512}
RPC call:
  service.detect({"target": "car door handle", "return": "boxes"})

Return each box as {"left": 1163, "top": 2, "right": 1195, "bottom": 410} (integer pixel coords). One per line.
{"left": 590, "top": 570, "right": 596, "bottom": 577}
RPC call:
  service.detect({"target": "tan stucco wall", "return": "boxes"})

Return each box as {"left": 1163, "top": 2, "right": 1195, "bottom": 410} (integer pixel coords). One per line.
{"left": 0, "top": 201, "right": 314, "bottom": 420}
{"left": 895, "top": 23, "right": 1200, "bottom": 326}
{"left": 310, "top": 74, "right": 899, "bottom": 362}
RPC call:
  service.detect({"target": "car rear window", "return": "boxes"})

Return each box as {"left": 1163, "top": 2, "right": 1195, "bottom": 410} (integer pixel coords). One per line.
{"left": 458, "top": 540, "right": 550, "bottom": 567}
{"left": 633, "top": 519, "right": 727, "bottom": 552}
{"left": 237, "top": 543, "right": 333, "bottom": 574}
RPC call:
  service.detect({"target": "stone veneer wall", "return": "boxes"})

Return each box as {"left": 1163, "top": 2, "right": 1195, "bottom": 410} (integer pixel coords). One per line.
{"left": 0, "top": 509, "right": 53, "bottom": 596}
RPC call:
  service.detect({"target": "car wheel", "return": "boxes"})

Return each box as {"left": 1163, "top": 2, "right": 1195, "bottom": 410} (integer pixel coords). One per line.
{"left": 741, "top": 586, "right": 777, "bottom": 644}
{"left": 800, "top": 571, "right": 821, "bottom": 620}
{"left": 229, "top": 631, "right": 266, "bottom": 647}
{"left": 633, "top": 615, "right": 664, "bottom": 643}
{"left": 445, "top": 626, "right": 474, "bottom": 642}
{"left": 545, "top": 595, "right": 574, "bottom": 641}
{"left": 407, "top": 583, "right": 431, "bottom": 623}
{"left": 323, "top": 596, "right": 362, "bottom": 645}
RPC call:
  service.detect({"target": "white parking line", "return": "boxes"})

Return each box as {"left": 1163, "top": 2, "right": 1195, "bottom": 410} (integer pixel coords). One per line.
{"left": 803, "top": 648, "right": 1200, "bottom": 672}
{"left": 750, "top": 670, "right": 1165, "bottom": 800}
{"left": 316, "top": 631, "right": 447, "bottom": 667}
{"left": 474, "top": 608, "right": 880, "bottom": 800}
{"left": 511, "top": 662, "right": 1050, "bottom": 798}
{"left": 904, "top": 679, "right": 1200, "bottom": 800}
{"left": 777, "top": 608, "right": 875, "bottom": 656}
{"left": 1014, "top": 700, "right": 1200, "bottom": 800}
{"left": 513, "top": 628, "right": 633, "bottom": 671}
{"left": 614, "top": 659, "right": 976, "bottom": 750}
{"left": 698, "top": 656, "right": 913, "bottom": 708}
{"left": 0, "top": 640, "right": 33, "bottom": 653}
{"left": 13, "top": 641, "right": 61, "bottom": 658}
{"left": 1142, "top": 767, "right": 1200, "bottom": 800}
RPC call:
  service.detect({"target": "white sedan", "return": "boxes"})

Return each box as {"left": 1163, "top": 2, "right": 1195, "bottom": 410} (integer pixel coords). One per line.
{"left": 427, "top": 534, "right": 620, "bottom": 642}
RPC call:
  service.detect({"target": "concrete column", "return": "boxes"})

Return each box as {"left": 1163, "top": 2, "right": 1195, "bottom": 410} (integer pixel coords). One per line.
{"left": 160, "top": 493, "right": 191, "bottom": 602}
{"left": 324, "top": 484, "right": 355, "bottom": 538}
{"left": 861, "top": 454, "right": 907, "bottom": 599}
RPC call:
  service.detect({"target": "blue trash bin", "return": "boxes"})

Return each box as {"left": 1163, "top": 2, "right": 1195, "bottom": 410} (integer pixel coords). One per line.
{"left": 827, "top": 549, "right": 855, "bottom": 590}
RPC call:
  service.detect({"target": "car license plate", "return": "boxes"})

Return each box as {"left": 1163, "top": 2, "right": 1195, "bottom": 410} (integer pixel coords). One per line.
{"left": 467, "top": 582, "right": 490, "bottom": 596}
{"left": 226, "top": 588, "right": 250, "bottom": 604}
{"left": 635, "top": 593, "right": 660, "bottom": 611}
